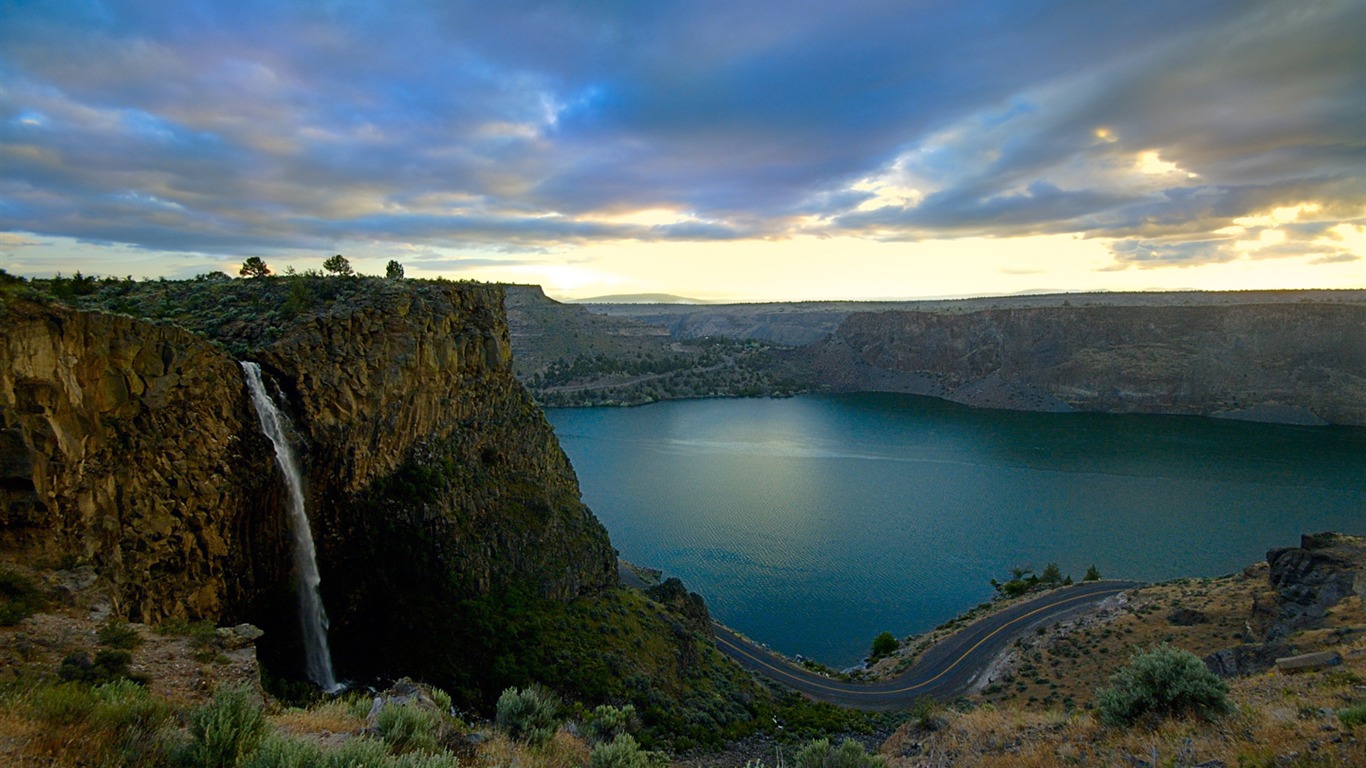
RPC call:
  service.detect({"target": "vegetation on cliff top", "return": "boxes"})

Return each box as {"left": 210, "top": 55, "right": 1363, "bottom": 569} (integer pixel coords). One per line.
{"left": 2, "top": 268, "right": 483, "bottom": 358}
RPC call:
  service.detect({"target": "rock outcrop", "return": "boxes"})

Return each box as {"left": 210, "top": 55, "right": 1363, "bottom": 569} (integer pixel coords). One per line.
{"left": 0, "top": 300, "right": 283, "bottom": 623}
{"left": 0, "top": 279, "right": 617, "bottom": 685}
{"left": 798, "top": 303, "right": 1366, "bottom": 425}
{"left": 1204, "top": 532, "right": 1366, "bottom": 676}
{"left": 1264, "top": 532, "right": 1366, "bottom": 640}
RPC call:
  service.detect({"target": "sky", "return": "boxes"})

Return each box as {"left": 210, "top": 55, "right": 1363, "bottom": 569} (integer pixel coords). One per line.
{"left": 2, "top": 0, "right": 1363, "bottom": 301}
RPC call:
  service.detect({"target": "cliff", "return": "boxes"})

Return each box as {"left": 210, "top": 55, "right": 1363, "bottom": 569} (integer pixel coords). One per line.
{"left": 0, "top": 279, "right": 616, "bottom": 686}
{"left": 504, "top": 285, "right": 799, "bottom": 406}
{"left": 797, "top": 303, "right": 1366, "bottom": 425}
{"left": 0, "top": 300, "right": 283, "bottom": 623}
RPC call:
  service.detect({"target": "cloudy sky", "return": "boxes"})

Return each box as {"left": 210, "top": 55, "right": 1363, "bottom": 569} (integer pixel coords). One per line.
{"left": 2, "top": 0, "right": 1363, "bottom": 300}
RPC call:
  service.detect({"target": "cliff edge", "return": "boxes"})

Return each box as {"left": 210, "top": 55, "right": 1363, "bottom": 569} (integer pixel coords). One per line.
{"left": 0, "top": 279, "right": 616, "bottom": 688}
{"left": 798, "top": 303, "right": 1366, "bottom": 425}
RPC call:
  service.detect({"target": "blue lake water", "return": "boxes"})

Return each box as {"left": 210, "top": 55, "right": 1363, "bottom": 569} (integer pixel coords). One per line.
{"left": 546, "top": 394, "right": 1366, "bottom": 668}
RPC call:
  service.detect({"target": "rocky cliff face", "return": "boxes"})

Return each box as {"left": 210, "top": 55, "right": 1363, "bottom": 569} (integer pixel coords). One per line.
{"left": 0, "top": 300, "right": 285, "bottom": 623}
{"left": 0, "top": 280, "right": 616, "bottom": 683}
{"left": 799, "top": 303, "right": 1366, "bottom": 425}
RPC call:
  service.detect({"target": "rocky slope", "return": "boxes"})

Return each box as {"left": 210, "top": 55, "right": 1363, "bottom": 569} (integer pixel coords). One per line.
{"left": 796, "top": 303, "right": 1366, "bottom": 425}
{"left": 0, "top": 279, "right": 616, "bottom": 689}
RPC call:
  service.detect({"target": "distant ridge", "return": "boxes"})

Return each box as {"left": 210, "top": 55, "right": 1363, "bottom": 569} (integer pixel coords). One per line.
{"left": 571, "top": 292, "right": 712, "bottom": 304}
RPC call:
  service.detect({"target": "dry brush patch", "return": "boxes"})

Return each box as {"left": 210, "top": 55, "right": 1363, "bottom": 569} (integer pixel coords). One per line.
{"left": 880, "top": 610, "right": 1364, "bottom": 766}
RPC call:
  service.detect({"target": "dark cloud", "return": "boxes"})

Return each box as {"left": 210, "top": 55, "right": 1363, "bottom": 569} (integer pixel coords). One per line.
{"left": 0, "top": 0, "right": 1361, "bottom": 270}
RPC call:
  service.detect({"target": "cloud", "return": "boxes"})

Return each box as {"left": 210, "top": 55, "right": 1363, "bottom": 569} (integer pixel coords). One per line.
{"left": 0, "top": 0, "right": 1361, "bottom": 276}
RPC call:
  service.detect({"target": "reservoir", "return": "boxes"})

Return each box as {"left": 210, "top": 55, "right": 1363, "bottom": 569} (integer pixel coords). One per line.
{"left": 546, "top": 394, "right": 1366, "bottom": 668}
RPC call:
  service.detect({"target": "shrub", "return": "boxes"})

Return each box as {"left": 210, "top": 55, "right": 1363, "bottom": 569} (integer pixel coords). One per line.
{"left": 495, "top": 685, "right": 563, "bottom": 747}
{"left": 58, "top": 648, "right": 137, "bottom": 684}
{"left": 870, "top": 632, "right": 899, "bottom": 659}
{"left": 792, "top": 737, "right": 887, "bottom": 768}
{"left": 322, "top": 736, "right": 390, "bottom": 767}
{"left": 590, "top": 733, "right": 666, "bottom": 768}
{"left": 428, "top": 686, "right": 453, "bottom": 715}
{"left": 0, "top": 567, "right": 46, "bottom": 625}
{"left": 99, "top": 619, "right": 144, "bottom": 649}
{"left": 93, "top": 680, "right": 172, "bottom": 766}
{"left": 1339, "top": 704, "right": 1366, "bottom": 729}
{"left": 389, "top": 751, "right": 462, "bottom": 768}
{"left": 183, "top": 684, "right": 268, "bottom": 767}
{"left": 376, "top": 700, "right": 440, "bottom": 754}
{"left": 585, "top": 703, "right": 638, "bottom": 744}
{"left": 1039, "top": 563, "right": 1063, "bottom": 584}
{"left": 1085, "top": 564, "right": 1102, "bottom": 581}
{"left": 28, "top": 682, "right": 98, "bottom": 725}
{"left": 908, "top": 695, "right": 937, "bottom": 730}
{"left": 1094, "top": 645, "right": 1232, "bottom": 726}
{"left": 240, "top": 733, "right": 324, "bottom": 768}
{"left": 155, "top": 617, "right": 218, "bottom": 646}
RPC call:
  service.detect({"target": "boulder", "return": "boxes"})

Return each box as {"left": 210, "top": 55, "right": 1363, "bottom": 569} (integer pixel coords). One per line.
{"left": 1274, "top": 651, "right": 1342, "bottom": 674}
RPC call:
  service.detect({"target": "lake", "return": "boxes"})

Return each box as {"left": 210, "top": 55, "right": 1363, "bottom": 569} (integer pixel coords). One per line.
{"left": 546, "top": 394, "right": 1366, "bottom": 668}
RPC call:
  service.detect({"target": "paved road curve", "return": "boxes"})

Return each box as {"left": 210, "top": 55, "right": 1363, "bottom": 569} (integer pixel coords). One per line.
{"left": 711, "top": 580, "right": 1141, "bottom": 710}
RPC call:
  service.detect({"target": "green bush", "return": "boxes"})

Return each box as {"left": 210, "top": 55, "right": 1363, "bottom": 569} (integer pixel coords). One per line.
{"left": 0, "top": 567, "right": 46, "bottom": 626}
{"left": 1339, "top": 704, "right": 1366, "bottom": 729}
{"left": 183, "top": 684, "right": 268, "bottom": 767}
{"left": 1094, "top": 645, "right": 1232, "bottom": 726}
{"left": 99, "top": 619, "right": 144, "bottom": 649}
{"left": 585, "top": 703, "right": 638, "bottom": 744}
{"left": 869, "top": 632, "right": 899, "bottom": 659}
{"left": 240, "top": 733, "right": 324, "bottom": 768}
{"left": 323, "top": 737, "right": 391, "bottom": 768}
{"left": 908, "top": 695, "right": 937, "bottom": 730}
{"left": 792, "top": 738, "right": 887, "bottom": 768}
{"left": 389, "top": 751, "right": 462, "bottom": 768}
{"left": 155, "top": 617, "right": 218, "bottom": 646}
{"left": 58, "top": 648, "right": 137, "bottom": 684}
{"left": 376, "top": 700, "right": 440, "bottom": 754}
{"left": 495, "top": 685, "right": 563, "bottom": 747}
{"left": 93, "top": 680, "right": 172, "bottom": 766}
{"left": 1084, "top": 564, "right": 1102, "bottom": 581}
{"left": 28, "top": 681, "right": 98, "bottom": 725}
{"left": 589, "top": 733, "right": 666, "bottom": 768}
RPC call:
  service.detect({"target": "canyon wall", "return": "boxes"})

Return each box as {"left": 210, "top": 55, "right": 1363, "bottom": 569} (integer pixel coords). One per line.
{"left": 798, "top": 303, "right": 1366, "bottom": 425}
{"left": 0, "top": 300, "right": 283, "bottom": 622}
{"left": 0, "top": 280, "right": 616, "bottom": 681}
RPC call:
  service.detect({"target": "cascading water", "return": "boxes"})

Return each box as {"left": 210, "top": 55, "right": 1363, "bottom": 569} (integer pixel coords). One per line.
{"left": 241, "top": 361, "right": 341, "bottom": 693}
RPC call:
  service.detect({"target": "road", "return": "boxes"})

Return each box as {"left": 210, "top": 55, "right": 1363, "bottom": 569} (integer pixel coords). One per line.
{"left": 711, "top": 580, "right": 1140, "bottom": 710}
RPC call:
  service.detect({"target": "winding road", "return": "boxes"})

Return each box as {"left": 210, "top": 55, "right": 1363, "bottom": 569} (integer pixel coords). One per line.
{"left": 711, "top": 580, "right": 1140, "bottom": 710}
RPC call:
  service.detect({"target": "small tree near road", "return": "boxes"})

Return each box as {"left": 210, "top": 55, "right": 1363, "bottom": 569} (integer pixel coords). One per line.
{"left": 870, "top": 631, "right": 900, "bottom": 660}
{"left": 239, "top": 257, "right": 271, "bottom": 278}
{"left": 1084, "top": 564, "right": 1102, "bottom": 581}
{"left": 323, "top": 254, "right": 354, "bottom": 276}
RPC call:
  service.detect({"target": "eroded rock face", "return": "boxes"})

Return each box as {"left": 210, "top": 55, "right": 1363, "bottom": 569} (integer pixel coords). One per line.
{"left": 1203, "top": 533, "right": 1365, "bottom": 676}
{"left": 1265, "top": 532, "right": 1366, "bottom": 640}
{"left": 0, "top": 300, "right": 284, "bottom": 623}
{"left": 1, "top": 281, "right": 617, "bottom": 684}
{"left": 800, "top": 304, "right": 1366, "bottom": 425}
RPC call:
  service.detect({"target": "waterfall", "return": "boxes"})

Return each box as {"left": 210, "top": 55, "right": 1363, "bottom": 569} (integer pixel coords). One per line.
{"left": 241, "top": 362, "right": 340, "bottom": 693}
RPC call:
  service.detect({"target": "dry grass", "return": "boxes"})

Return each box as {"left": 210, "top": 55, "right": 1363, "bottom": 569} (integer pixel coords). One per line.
{"left": 473, "top": 729, "right": 591, "bottom": 768}
{"left": 977, "top": 568, "right": 1291, "bottom": 710}
{"left": 880, "top": 635, "right": 1365, "bottom": 767}
{"left": 271, "top": 696, "right": 368, "bottom": 737}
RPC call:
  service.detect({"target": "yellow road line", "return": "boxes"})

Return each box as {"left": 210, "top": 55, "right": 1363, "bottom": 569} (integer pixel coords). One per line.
{"left": 713, "top": 587, "right": 1127, "bottom": 698}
